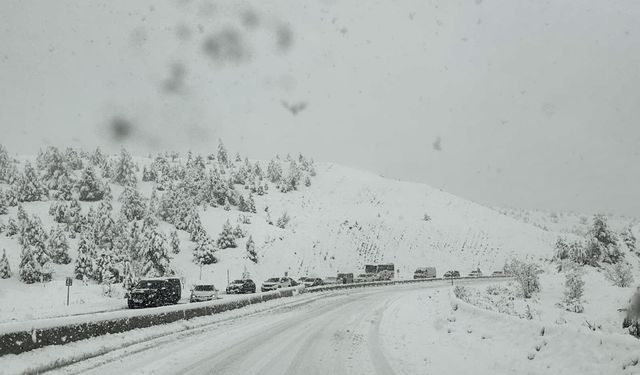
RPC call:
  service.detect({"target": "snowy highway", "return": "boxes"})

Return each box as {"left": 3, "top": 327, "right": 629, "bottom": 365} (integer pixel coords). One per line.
{"left": 47, "top": 280, "right": 499, "bottom": 375}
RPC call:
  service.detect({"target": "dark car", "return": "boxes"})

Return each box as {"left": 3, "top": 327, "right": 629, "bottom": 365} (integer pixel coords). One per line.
{"left": 127, "top": 277, "right": 182, "bottom": 308}
{"left": 443, "top": 270, "right": 461, "bottom": 278}
{"left": 226, "top": 279, "right": 256, "bottom": 294}
{"left": 303, "top": 277, "right": 323, "bottom": 287}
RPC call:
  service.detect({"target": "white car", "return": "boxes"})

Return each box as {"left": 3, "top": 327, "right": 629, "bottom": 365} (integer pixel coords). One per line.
{"left": 355, "top": 273, "right": 376, "bottom": 283}
{"left": 261, "top": 277, "right": 293, "bottom": 292}
{"left": 323, "top": 277, "right": 340, "bottom": 285}
{"left": 189, "top": 283, "right": 218, "bottom": 302}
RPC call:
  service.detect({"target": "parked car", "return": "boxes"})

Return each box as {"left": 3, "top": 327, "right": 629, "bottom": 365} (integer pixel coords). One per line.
{"left": 127, "top": 277, "right": 182, "bottom": 308}
{"left": 226, "top": 279, "right": 256, "bottom": 294}
{"left": 491, "top": 271, "right": 505, "bottom": 277}
{"left": 468, "top": 269, "right": 483, "bottom": 277}
{"left": 303, "top": 277, "right": 323, "bottom": 287}
{"left": 190, "top": 283, "right": 218, "bottom": 302}
{"left": 337, "top": 273, "right": 354, "bottom": 284}
{"left": 355, "top": 273, "right": 376, "bottom": 283}
{"left": 261, "top": 277, "right": 293, "bottom": 292}
{"left": 323, "top": 276, "right": 340, "bottom": 285}
{"left": 443, "top": 270, "right": 461, "bottom": 278}
{"left": 414, "top": 267, "right": 437, "bottom": 279}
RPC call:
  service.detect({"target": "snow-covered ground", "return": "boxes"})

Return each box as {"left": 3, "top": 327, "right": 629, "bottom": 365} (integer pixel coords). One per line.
{"left": 0, "top": 160, "right": 558, "bottom": 323}
{"left": 4, "top": 280, "right": 637, "bottom": 375}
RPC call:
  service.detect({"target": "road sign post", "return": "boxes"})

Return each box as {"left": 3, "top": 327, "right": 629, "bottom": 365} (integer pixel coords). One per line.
{"left": 65, "top": 277, "right": 73, "bottom": 306}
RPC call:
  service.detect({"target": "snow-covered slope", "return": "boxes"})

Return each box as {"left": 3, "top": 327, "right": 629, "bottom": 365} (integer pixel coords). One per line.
{"left": 0, "top": 160, "right": 557, "bottom": 322}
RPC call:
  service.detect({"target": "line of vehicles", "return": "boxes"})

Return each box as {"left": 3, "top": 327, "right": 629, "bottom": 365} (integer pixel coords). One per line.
{"left": 125, "top": 264, "right": 507, "bottom": 309}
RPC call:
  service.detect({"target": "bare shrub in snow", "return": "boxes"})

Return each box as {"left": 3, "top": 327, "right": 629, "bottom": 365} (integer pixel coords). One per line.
{"left": 453, "top": 285, "right": 469, "bottom": 301}
{"left": 604, "top": 262, "right": 634, "bottom": 287}
{"left": 505, "top": 258, "right": 541, "bottom": 298}
{"left": 562, "top": 268, "right": 585, "bottom": 313}
{"left": 276, "top": 211, "right": 290, "bottom": 229}
{"left": 422, "top": 213, "right": 431, "bottom": 221}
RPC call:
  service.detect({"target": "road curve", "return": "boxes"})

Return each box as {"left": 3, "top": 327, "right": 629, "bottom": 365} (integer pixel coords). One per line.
{"left": 51, "top": 281, "right": 487, "bottom": 375}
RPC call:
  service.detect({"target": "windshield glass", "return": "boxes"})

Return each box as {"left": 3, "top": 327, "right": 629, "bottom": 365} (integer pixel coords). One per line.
{"left": 232, "top": 280, "right": 245, "bottom": 284}
{"left": 194, "top": 285, "right": 215, "bottom": 291}
{"left": 136, "top": 280, "right": 165, "bottom": 289}
{"left": 266, "top": 278, "right": 279, "bottom": 282}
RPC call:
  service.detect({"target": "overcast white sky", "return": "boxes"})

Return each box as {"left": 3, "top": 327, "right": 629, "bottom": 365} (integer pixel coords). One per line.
{"left": 1, "top": 0, "right": 639, "bottom": 216}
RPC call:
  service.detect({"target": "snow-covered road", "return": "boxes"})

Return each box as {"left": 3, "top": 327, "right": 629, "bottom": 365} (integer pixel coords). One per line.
{"left": 43, "top": 280, "right": 639, "bottom": 375}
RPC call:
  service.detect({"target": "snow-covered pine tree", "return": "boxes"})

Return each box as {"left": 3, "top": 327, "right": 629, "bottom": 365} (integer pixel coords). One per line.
{"left": 41, "top": 146, "right": 72, "bottom": 190}
{"left": 216, "top": 219, "right": 237, "bottom": 249}
{"left": 0, "top": 190, "right": 7, "bottom": 215}
{"left": 247, "top": 193, "right": 256, "bottom": 213}
{"left": 246, "top": 235, "right": 257, "bottom": 263}
{"left": 139, "top": 227, "right": 173, "bottom": 277}
{"left": 53, "top": 174, "right": 74, "bottom": 201}
{"left": 112, "top": 147, "right": 138, "bottom": 187}
{"left": 122, "top": 259, "right": 138, "bottom": 291}
{"left": 223, "top": 197, "right": 231, "bottom": 211}
{"left": 64, "top": 147, "right": 83, "bottom": 170}
{"left": 75, "top": 232, "right": 96, "bottom": 280}
{"left": 238, "top": 195, "right": 248, "bottom": 212}
{"left": 233, "top": 224, "right": 245, "bottom": 238}
{"left": 77, "top": 165, "right": 105, "bottom": 201}
{"left": 0, "top": 144, "right": 19, "bottom": 184}
{"left": 621, "top": 227, "right": 637, "bottom": 254}
{"left": 94, "top": 248, "right": 116, "bottom": 284}
{"left": 185, "top": 208, "right": 206, "bottom": 242}
{"left": 119, "top": 186, "right": 146, "bottom": 221}
{"left": 0, "top": 249, "right": 12, "bottom": 278}
{"left": 170, "top": 230, "right": 180, "bottom": 254}
{"left": 193, "top": 236, "right": 217, "bottom": 265}
{"left": 90, "top": 147, "right": 106, "bottom": 166}
{"left": 19, "top": 244, "right": 52, "bottom": 283}
{"left": 16, "top": 162, "right": 46, "bottom": 202}
{"left": 235, "top": 152, "right": 242, "bottom": 162}
{"left": 589, "top": 215, "right": 623, "bottom": 264}
{"left": 93, "top": 201, "right": 116, "bottom": 250}
{"left": 48, "top": 226, "right": 71, "bottom": 264}
{"left": 304, "top": 176, "right": 311, "bottom": 187}
{"left": 266, "top": 159, "right": 282, "bottom": 183}
{"left": 217, "top": 139, "right": 229, "bottom": 166}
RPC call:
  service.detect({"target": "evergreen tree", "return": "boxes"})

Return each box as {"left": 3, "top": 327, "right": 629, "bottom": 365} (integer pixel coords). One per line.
{"left": 122, "top": 259, "right": 138, "bottom": 291}
{"left": 77, "top": 165, "right": 105, "bottom": 201}
{"left": 276, "top": 211, "right": 290, "bottom": 229}
{"left": 193, "top": 236, "right": 217, "bottom": 265}
{"left": 621, "top": 227, "right": 637, "bottom": 254}
{"left": 75, "top": 232, "right": 96, "bottom": 280}
{"left": 48, "top": 226, "right": 71, "bottom": 264}
{"left": 94, "top": 248, "right": 116, "bottom": 284}
{"left": 41, "top": 146, "right": 72, "bottom": 190}
{"left": 217, "top": 139, "right": 228, "bottom": 166}
{"left": 235, "top": 152, "right": 242, "bottom": 162}
{"left": 0, "top": 249, "right": 11, "bottom": 278}
{"left": 247, "top": 193, "right": 256, "bottom": 213}
{"left": 170, "top": 230, "right": 180, "bottom": 254}
{"left": 266, "top": 159, "right": 282, "bottom": 183}
{"left": 223, "top": 197, "right": 231, "bottom": 211}
{"left": 246, "top": 235, "right": 257, "bottom": 263}
{"left": 233, "top": 224, "right": 245, "bottom": 238}
{"left": 0, "top": 190, "right": 7, "bottom": 215}
{"left": 238, "top": 195, "right": 248, "bottom": 212}
{"left": 90, "top": 147, "right": 106, "bottom": 166}
{"left": 64, "top": 147, "right": 83, "bottom": 170}
{"left": 16, "top": 162, "right": 46, "bottom": 202}
{"left": 19, "top": 244, "right": 52, "bottom": 283}
{"left": 217, "top": 219, "right": 237, "bottom": 249}
{"left": 119, "top": 187, "right": 146, "bottom": 221}
{"left": 588, "top": 215, "right": 622, "bottom": 264}
{"left": 139, "top": 227, "right": 173, "bottom": 277}
{"left": 0, "top": 144, "right": 19, "bottom": 184}
{"left": 53, "top": 174, "right": 74, "bottom": 201}
{"left": 562, "top": 268, "right": 584, "bottom": 313}
{"left": 304, "top": 176, "right": 311, "bottom": 187}
{"left": 112, "top": 147, "right": 137, "bottom": 187}
{"left": 185, "top": 208, "right": 206, "bottom": 241}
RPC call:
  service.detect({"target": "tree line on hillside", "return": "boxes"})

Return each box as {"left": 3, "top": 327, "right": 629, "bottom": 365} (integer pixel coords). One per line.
{"left": 0, "top": 141, "right": 315, "bottom": 289}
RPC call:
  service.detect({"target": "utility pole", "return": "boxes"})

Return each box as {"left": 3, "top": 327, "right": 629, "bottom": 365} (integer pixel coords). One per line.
{"left": 227, "top": 269, "right": 230, "bottom": 286}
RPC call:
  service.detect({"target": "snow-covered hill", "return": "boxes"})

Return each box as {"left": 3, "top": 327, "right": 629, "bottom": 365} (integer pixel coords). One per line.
{"left": 0, "top": 153, "right": 560, "bottom": 322}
